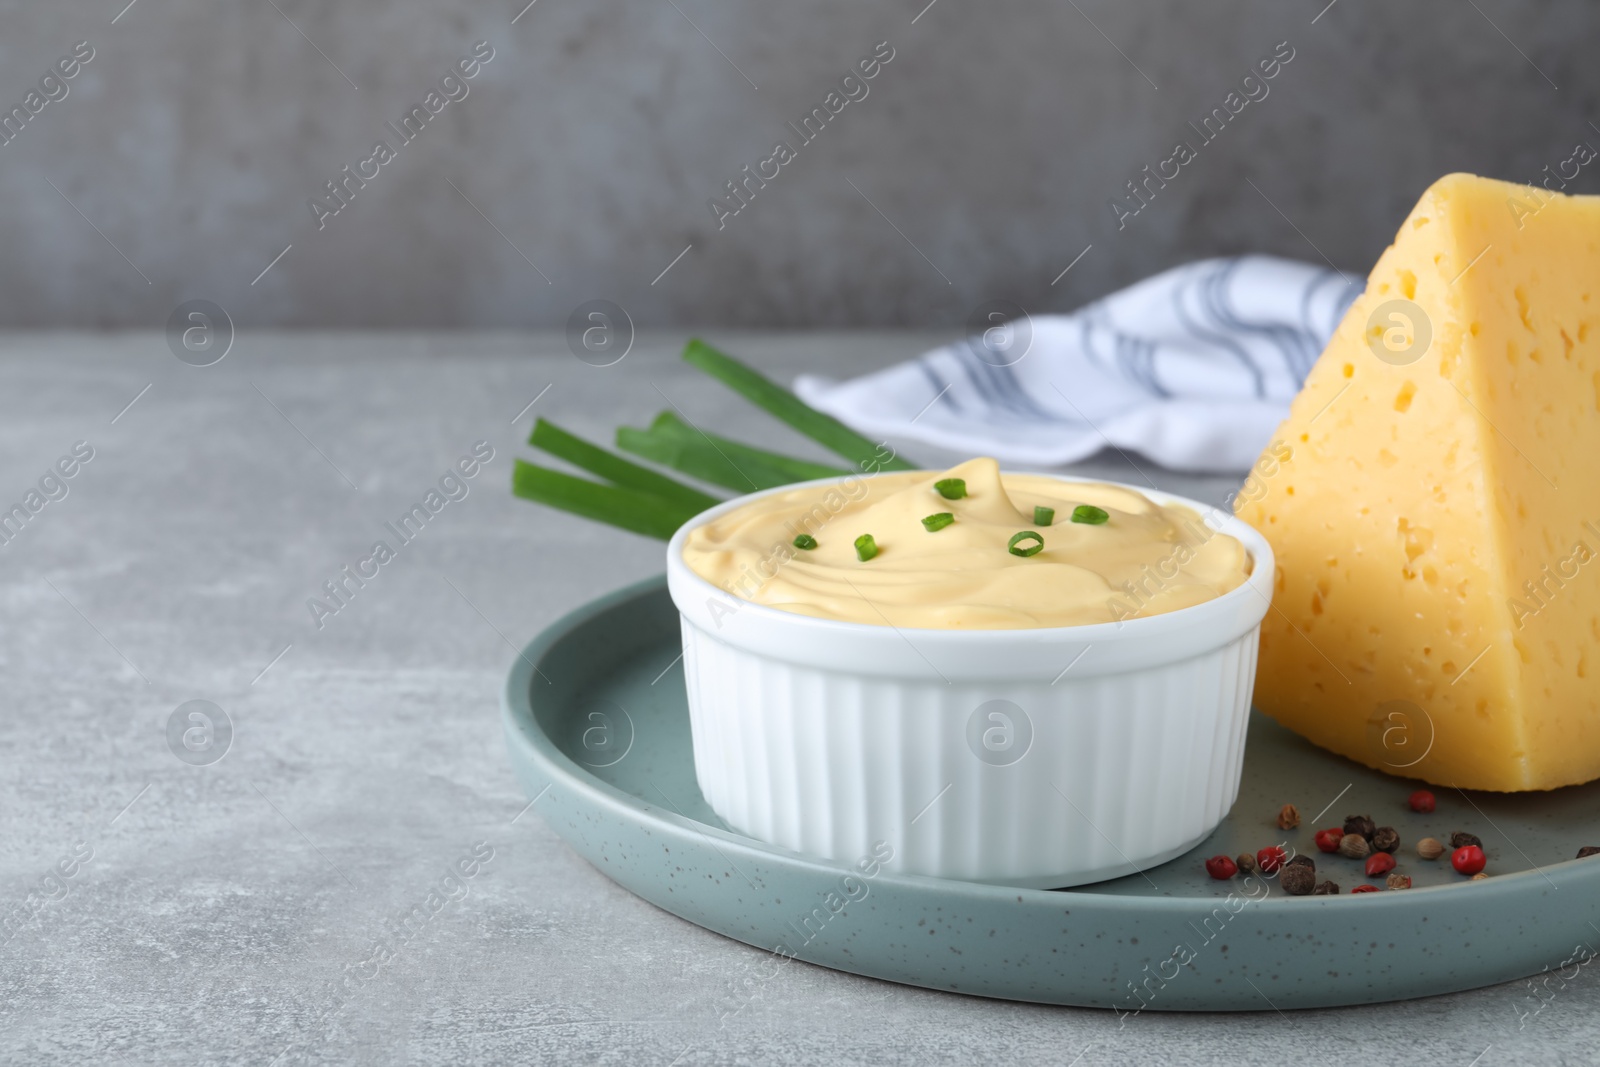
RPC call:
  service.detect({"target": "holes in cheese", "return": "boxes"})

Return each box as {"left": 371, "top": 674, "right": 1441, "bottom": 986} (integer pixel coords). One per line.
{"left": 1236, "top": 172, "right": 1600, "bottom": 792}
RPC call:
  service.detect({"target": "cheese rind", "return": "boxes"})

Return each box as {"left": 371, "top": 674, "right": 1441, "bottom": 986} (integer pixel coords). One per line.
{"left": 1236, "top": 172, "right": 1600, "bottom": 792}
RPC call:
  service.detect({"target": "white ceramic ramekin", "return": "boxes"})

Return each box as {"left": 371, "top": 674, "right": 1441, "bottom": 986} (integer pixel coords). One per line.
{"left": 665, "top": 473, "right": 1274, "bottom": 888}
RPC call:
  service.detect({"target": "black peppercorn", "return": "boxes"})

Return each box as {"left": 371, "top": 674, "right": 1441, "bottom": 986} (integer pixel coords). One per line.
{"left": 1312, "top": 880, "right": 1340, "bottom": 896}
{"left": 1451, "top": 831, "right": 1483, "bottom": 850}
{"left": 1286, "top": 854, "right": 1316, "bottom": 871}
{"left": 1344, "top": 814, "right": 1377, "bottom": 840}
{"left": 1371, "top": 826, "right": 1400, "bottom": 854}
{"left": 1280, "top": 864, "right": 1315, "bottom": 896}
{"left": 1577, "top": 846, "right": 1600, "bottom": 859}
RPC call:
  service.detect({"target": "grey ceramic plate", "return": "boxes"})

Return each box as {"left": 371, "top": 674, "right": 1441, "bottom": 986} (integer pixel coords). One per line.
{"left": 502, "top": 576, "right": 1600, "bottom": 1010}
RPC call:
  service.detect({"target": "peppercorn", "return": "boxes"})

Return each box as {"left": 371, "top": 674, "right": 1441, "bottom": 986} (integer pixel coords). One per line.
{"left": 1416, "top": 837, "right": 1445, "bottom": 860}
{"left": 1279, "top": 864, "right": 1315, "bottom": 896}
{"left": 1578, "top": 846, "right": 1600, "bottom": 859}
{"left": 1365, "top": 852, "right": 1397, "bottom": 878}
{"left": 1351, "top": 884, "right": 1380, "bottom": 894}
{"left": 1204, "top": 854, "right": 1238, "bottom": 880}
{"left": 1408, "top": 790, "right": 1436, "bottom": 813}
{"left": 1471, "top": 872, "right": 1488, "bottom": 881}
{"left": 1386, "top": 873, "right": 1412, "bottom": 890}
{"left": 1371, "top": 826, "right": 1400, "bottom": 854}
{"left": 1314, "top": 827, "right": 1343, "bottom": 853}
{"left": 1257, "top": 846, "right": 1287, "bottom": 874}
{"left": 1236, "top": 852, "right": 1258, "bottom": 875}
{"left": 1344, "top": 814, "right": 1377, "bottom": 840}
{"left": 1450, "top": 831, "right": 1483, "bottom": 850}
{"left": 1286, "top": 854, "right": 1316, "bottom": 871}
{"left": 1312, "top": 880, "right": 1340, "bottom": 896}
{"left": 1338, "top": 833, "right": 1371, "bottom": 860}
{"left": 1452, "top": 845, "right": 1487, "bottom": 875}
{"left": 1277, "top": 803, "right": 1301, "bottom": 830}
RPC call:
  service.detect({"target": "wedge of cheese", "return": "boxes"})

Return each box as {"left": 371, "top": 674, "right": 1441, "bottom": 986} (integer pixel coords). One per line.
{"left": 1236, "top": 172, "right": 1600, "bottom": 792}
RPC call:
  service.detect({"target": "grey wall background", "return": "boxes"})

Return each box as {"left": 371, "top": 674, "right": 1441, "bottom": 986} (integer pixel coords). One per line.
{"left": 0, "top": 0, "right": 1593, "bottom": 329}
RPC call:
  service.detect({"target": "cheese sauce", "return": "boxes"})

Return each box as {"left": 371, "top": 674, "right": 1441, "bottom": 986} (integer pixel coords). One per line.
{"left": 681, "top": 458, "right": 1252, "bottom": 629}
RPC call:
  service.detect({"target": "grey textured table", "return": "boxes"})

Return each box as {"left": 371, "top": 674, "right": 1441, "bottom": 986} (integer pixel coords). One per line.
{"left": 3, "top": 333, "right": 1593, "bottom": 1066}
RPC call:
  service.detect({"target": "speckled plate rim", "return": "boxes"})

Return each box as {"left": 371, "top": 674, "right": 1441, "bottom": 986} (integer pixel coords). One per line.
{"left": 501, "top": 575, "right": 1600, "bottom": 1010}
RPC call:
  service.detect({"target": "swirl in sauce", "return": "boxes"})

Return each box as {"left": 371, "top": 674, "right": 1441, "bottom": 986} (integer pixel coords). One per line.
{"left": 682, "top": 458, "right": 1251, "bottom": 629}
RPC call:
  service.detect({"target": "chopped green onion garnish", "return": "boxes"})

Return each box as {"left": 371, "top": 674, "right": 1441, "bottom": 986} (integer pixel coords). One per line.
{"left": 921, "top": 512, "right": 955, "bottom": 532}
{"left": 1033, "top": 505, "right": 1055, "bottom": 526}
{"left": 1007, "top": 531, "right": 1044, "bottom": 557}
{"left": 793, "top": 533, "right": 818, "bottom": 550}
{"left": 934, "top": 478, "right": 967, "bottom": 500}
{"left": 854, "top": 534, "right": 878, "bottom": 561}
{"left": 1071, "top": 505, "right": 1110, "bottom": 525}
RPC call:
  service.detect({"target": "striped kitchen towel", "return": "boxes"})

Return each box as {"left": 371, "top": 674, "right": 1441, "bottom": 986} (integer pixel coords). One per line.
{"left": 793, "top": 256, "right": 1360, "bottom": 473}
